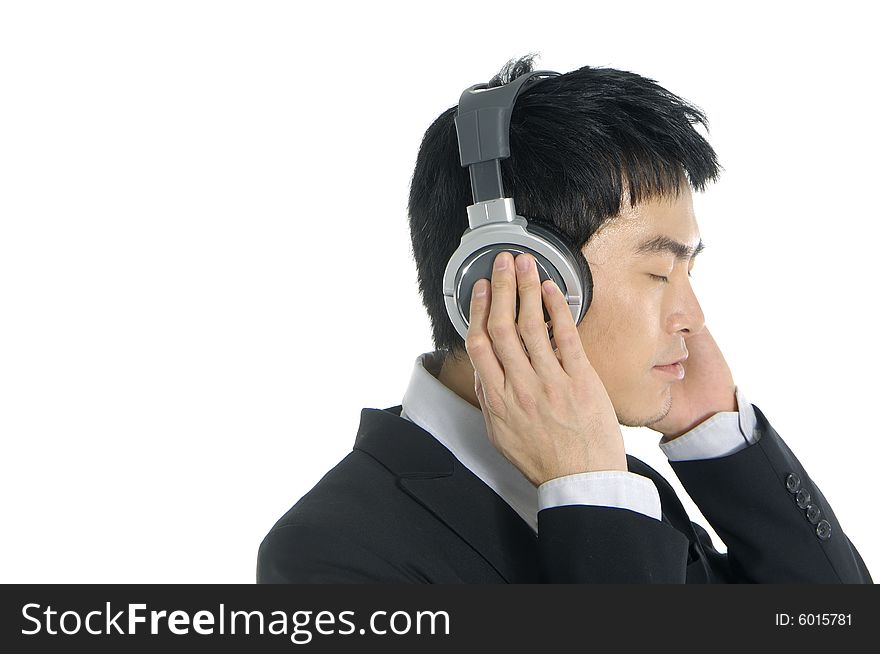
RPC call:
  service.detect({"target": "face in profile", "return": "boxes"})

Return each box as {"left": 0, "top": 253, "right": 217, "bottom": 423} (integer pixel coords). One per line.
{"left": 577, "top": 184, "right": 705, "bottom": 427}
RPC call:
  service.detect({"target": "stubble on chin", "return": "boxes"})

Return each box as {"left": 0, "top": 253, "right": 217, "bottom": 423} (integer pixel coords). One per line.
{"left": 618, "top": 386, "right": 674, "bottom": 429}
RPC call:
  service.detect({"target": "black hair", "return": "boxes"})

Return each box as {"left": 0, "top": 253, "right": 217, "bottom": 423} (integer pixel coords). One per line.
{"left": 406, "top": 53, "right": 721, "bottom": 360}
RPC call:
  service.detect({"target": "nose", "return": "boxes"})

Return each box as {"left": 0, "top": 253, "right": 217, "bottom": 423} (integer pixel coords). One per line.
{"left": 667, "top": 274, "right": 705, "bottom": 336}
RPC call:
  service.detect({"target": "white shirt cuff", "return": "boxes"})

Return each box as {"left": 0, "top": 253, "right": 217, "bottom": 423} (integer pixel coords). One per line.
{"left": 658, "top": 385, "right": 759, "bottom": 462}
{"left": 538, "top": 470, "right": 662, "bottom": 521}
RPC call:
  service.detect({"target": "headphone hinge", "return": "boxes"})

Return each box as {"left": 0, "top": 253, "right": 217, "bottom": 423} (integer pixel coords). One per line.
{"left": 466, "top": 198, "right": 518, "bottom": 229}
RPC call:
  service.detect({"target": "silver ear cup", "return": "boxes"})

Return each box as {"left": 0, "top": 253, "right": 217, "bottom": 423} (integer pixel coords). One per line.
{"left": 443, "top": 220, "right": 592, "bottom": 341}
{"left": 456, "top": 246, "right": 555, "bottom": 325}
{"left": 526, "top": 223, "right": 593, "bottom": 327}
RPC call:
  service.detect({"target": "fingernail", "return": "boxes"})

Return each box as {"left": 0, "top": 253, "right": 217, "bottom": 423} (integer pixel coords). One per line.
{"left": 495, "top": 254, "right": 508, "bottom": 270}
{"left": 516, "top": 254, "right": 530, "bottom": 272}
{"left": 474, "top": 279, "right": 487, "bottom": 297}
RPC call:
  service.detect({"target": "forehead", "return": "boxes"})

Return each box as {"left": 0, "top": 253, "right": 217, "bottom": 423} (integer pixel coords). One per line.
{"left": 584, "top": 190, "right": 701, "bottom": 262}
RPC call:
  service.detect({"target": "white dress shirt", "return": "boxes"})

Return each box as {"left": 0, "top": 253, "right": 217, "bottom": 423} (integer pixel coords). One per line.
{"left": 398, "top": 350, "right": 759, "bottom": 534}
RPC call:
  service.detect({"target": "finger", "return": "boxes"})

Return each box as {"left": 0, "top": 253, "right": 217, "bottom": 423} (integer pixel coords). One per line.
{"left": 541, "top": 279, "right": 590, "bottom": 378}
{"left": 514, "top": 253, "right": 563, "bottom": 381}
{"left": 486, "top": 251, "right": 535, "bottom": 381}
{"left": 474, "top": 369, "right": 487, "bottom": 411}
{"left": 546, "top": 319, "right": 564, "bottom": 364}
{"left": 473, "top": 371, "right": 497, "bottom": 445}
{"left": 465, "top": 277, "right": 505, "bottom": 396}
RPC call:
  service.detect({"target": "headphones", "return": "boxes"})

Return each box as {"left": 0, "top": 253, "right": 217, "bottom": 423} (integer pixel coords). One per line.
{"left": 442, "top": 69, "right": 593, "bottom": 342}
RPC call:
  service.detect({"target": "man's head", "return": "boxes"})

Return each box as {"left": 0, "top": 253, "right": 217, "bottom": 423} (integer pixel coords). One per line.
{"left": 407, "top": 54, "right": 719, "bottom": 426}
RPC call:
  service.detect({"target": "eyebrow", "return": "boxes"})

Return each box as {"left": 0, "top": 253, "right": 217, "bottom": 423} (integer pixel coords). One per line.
{"left": 633, "top": 235, "right": 705, "bottom": 261}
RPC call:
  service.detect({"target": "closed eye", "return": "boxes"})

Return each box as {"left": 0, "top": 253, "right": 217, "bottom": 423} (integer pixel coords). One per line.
{"left": 649, "top": 272, "right": 693, "bottom": 283}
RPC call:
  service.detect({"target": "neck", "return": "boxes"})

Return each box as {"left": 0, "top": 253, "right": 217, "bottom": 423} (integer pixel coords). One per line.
{"left": 437, "top": 351, "right": 481, "bottom": 411}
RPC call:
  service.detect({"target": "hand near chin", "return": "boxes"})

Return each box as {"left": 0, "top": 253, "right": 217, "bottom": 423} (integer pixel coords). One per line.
{"left": 646, "top": 326, "right": 737, "bottom": 441}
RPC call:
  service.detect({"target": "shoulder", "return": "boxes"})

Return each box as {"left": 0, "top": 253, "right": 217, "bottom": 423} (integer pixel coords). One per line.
{"left": 266, "top": 448, "right": 410, "bottom": 536}
{"left": 256, "top": 449, "right": 439, "bottom": 582}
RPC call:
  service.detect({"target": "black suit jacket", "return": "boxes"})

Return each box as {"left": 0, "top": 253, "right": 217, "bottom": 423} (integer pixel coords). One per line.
{"left": 257, "top": 402, "right": 872, "bottom": 583}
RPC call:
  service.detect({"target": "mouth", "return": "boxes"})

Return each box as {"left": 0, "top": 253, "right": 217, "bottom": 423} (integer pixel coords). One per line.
{"left": 653, "top": 355, "right": 687, "bottom": 380}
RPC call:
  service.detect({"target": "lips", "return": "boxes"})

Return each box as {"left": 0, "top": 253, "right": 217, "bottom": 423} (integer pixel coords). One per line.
{"left": 655, "top": 355, "right": 688, "bottom": 367}
{"left": 653, "top": 361, "right": 686, "bottom": 380}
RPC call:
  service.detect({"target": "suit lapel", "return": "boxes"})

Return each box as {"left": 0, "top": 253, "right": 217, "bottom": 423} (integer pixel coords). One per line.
{"left": 354, "top": 405, "right": 539, "bottom": 582}
{"left": 399, "top": 475, "right": 540, "bottom": 583}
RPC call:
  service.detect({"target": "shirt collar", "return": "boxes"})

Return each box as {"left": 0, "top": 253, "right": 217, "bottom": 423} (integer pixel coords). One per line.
{"left": 400, "top": 351, "right": 539, "bottom": 533}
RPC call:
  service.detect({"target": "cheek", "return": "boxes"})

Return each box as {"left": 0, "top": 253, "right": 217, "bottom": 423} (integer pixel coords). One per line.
{"left": 579, "top": 282, "right": 661, "bottom": 373}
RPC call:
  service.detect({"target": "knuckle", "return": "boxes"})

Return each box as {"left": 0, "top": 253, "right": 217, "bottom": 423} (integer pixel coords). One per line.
{"left": 557, "top": 328, "right": 582, "bottom": 350}
{"left": 465, "top": 334, "right": 488, "bottom": 355}
{"left": 491, "top": 339, "right": 508, "bottom": 361}
{"left": 491, "top": 275, "right": 510, "bottom": 291}
{"left": 486, "top": 319, "right": 513, "bottom": 341}
{"left": 541, "top": 379, "right": 558, "bottom": 400}
{"left": 567, "top": 346, "right": 585, "bottom": 362}
{"left": 518, "top": 282, "right": 538, "bottom": 298}
{"left": 511, "top": 383, "right": 537, "bottom": 412}
{"left": 517, "top": 315, "right": 543, "bottom": 336}
{"left": 540, "top": 379, "right": 561, "bottom": 402}
{"left": 483, "top": 388, "right": 507, "bottom": 418}
{"left": 517, "top": 274, "right": 537, "bottom": 291}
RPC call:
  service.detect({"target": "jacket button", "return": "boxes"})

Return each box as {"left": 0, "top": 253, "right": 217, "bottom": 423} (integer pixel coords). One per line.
{"left": 816, "top": 519, "right": 832, "bottom": 540}
{"left": 785, "top": 473, "right": 801, "bottom": 493}
{"left": 805, "top": 503, "right": 822, "bottom": 525}
{"left": 796, "top": 488, "right": 812, "bottom": 509}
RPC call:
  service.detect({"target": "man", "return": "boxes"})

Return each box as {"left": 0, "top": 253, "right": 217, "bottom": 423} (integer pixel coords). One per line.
{"left": 257, "top": 56, "right": 872, "bottom": 583}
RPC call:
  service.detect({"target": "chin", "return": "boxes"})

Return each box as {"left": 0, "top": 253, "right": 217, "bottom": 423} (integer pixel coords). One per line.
{"left": 616, "top": 386, "right": 673, "bottom": 428}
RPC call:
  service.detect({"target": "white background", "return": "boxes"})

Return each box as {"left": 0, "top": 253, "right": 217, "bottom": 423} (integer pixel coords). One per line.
{"left": 1, "top": 0, "right": 876, "bottom": 582}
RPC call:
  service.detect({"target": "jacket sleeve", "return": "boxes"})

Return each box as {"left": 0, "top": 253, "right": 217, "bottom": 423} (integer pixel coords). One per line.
{"left": 658, "top": 385, "right": 758, "bottom": 461}
{"left": 537, "top": 504, "right": 691, "bottom": 582}
{"left": 257, "top": 523, "right": 425, "bottom": 583}
{"left": 538, "top": 470, "right": 663, "bottom": 520}
{"left": 667, "top": 403, "right": 873, "bottom": 583}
